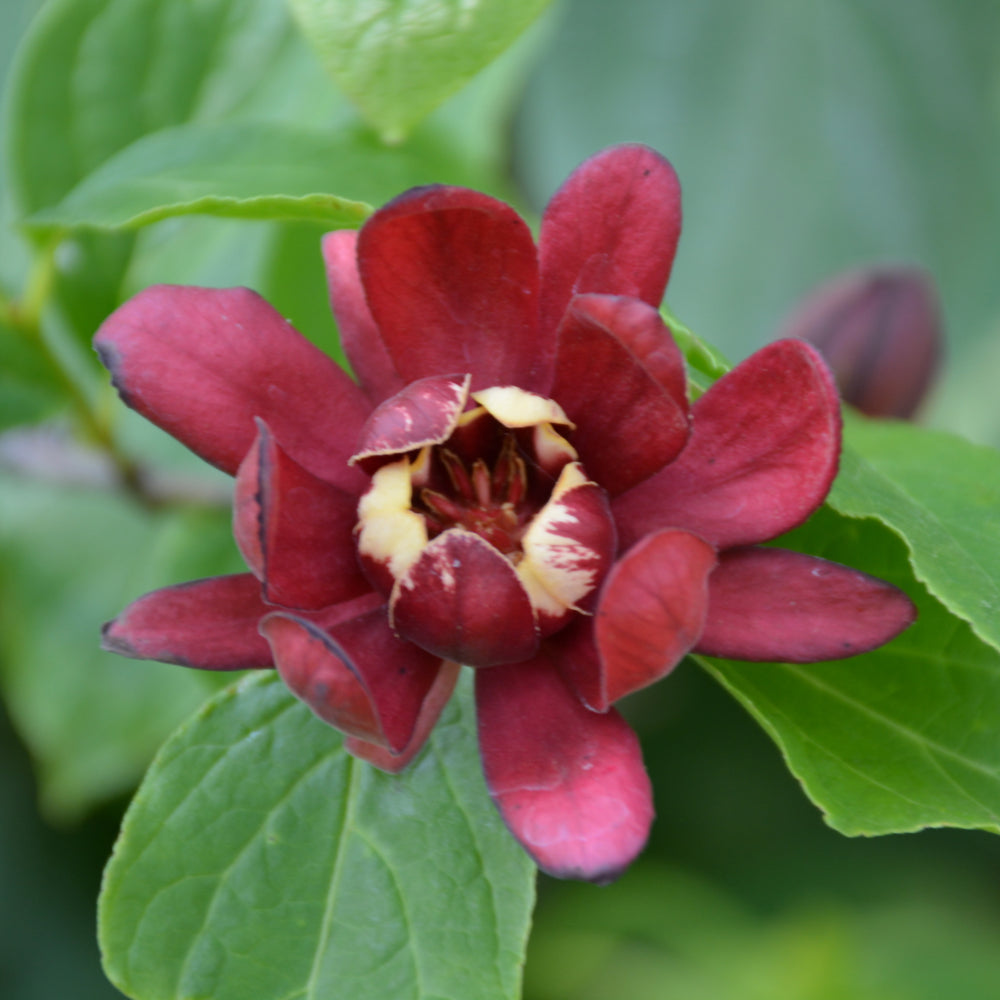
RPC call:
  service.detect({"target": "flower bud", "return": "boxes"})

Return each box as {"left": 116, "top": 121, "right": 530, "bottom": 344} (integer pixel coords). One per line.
{"left": 778, "top": 266, "right": 943, "bottom": 419}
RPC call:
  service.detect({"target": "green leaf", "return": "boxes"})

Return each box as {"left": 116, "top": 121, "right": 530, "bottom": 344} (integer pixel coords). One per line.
{"left": 0, "top": 473, "right": 239, "bottom": 819}
{"left": 4, "top": 0, "right": 320, "bottom": 350}
{"left": 24, "top": 124, "right": 374, "bottom": 234}
{"left": 829, "top": 414, "right": 1000, "bottom": 654}
{"left": 700, "top": 507, "right": 1000, "bottom": 837}
{"left": 661, "top": 304, "right": 731, "bottom": 395}
{"left": 6, "top": 0, "right": 298, "bottom": 215}
{"left": 24, "top": 120, "right": 502, "bottom": 235}
{"left": 289, "top": 0, "right": 554, "bottom": 143}
{"left": 100, "top": 672, "right": 536, "bottom": 1000}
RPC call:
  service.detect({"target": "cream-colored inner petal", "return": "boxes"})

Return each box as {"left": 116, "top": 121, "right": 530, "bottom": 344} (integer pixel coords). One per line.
{"left": 517, "top": 463, "right": 602, "bottom": 615}
{"left": 356, "top": 456, "right": 428, "bottom": 582}
{"left": 472, "top": 385, "right": 575, "bottom": 429}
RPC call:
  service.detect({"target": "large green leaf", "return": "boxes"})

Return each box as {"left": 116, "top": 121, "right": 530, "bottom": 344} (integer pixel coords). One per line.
{"left": 24, "top": 123, "right": 374, "bottom": 234}
{"left": 24, "top": 120, "right": 505, "bottom": 235}
{"left": 4, "top": 0, "right": 322, "bottom": 351}
{"left": 100, "top": 672, "right": 536, "bottom": 1000}
{"left": 289, "top": 0, "right": 554, "bottom": 142}
{"left": 6, "top": 0, "right": 297, "bottom": 214}
{"left": 700, "top": 507, "right": 1000, "bottom": 837}
{"left": 0, "top": 471, "right": 239, "bottom": 819}
{"left": 830, "top": 415, "right": 1000, "bottom": 655}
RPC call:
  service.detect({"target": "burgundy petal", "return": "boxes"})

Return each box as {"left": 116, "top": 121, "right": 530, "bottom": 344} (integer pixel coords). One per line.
{"left": 558, "top": 529, "right": 716, "bottom": 711}
{"left": 351, "top": 373, "right": 470, "bottom": 464}
{"left": 94, "top": 285, "right": 369, "bottom": 491}
{"left": 696, "top": 547, "right": 917, "bottom": 661}
{"left": 476, "top": 658, "right": 653, "bottom": 883}
{"left": 551, "top": 295, "right": 690, "bottom": 495}
{"left": 101, "top": 573, "right": 272, "bottom": 670}
{"left": 357, "top": 186, "right": 549, "bottom": 392}
{"left": 614, "top": 339, "right": 841, "bottom": 550}
{"left": 566, "top": 293, "right": 688, "bottom": 409}
{"left": 539, "top": 145, "right": 682, "bottom": 336}
{"left": 233, "top": 420, "right": 371, "bottom": 610}
{"left": 260, "top": 596, "right": 443, "bottom": 752}
{"left": 345, "top": 660, "right": 461, "bottom": 773}
{"left": 321, "top": 230, "right": 405, "bottom": 404}
{"left": 390, "top": 529, "right": 538, "bottom": 667}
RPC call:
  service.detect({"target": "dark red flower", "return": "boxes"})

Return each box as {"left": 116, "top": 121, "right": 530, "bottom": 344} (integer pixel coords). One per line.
{"left": 95, "top": 145, "right": 916, "bottom": 883}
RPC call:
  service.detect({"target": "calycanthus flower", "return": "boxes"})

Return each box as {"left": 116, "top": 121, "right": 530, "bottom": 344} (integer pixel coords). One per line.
{"left": 95, "top": 145, "right": 916, "bottom": 883}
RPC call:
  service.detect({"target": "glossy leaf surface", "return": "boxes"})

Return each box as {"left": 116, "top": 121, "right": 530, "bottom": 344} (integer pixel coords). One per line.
{"left": 290, "top": 0, "right": 554, "bottom": 142}
{"left": 830, "top": 414, "right": 1000, "bottom": 654}
{"left": 99, "top": 673, "right": 536, "bottom": 1000}
{"left": 701, "top": 508, "right": 1000, "bottom": 837}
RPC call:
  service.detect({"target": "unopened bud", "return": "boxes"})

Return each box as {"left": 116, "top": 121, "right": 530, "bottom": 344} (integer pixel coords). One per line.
{"left": 778, "top": 266, "right": 943, "bottom": 419}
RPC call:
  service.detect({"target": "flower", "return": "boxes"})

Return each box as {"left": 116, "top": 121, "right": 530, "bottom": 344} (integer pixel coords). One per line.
{"left": 778, "top": 265, "right": 943, "bottom": 419}
{"left": 95, "top": 145, "right": 916, "bottom": 883}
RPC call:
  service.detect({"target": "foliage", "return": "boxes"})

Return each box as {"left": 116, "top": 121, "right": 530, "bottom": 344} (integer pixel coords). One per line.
{"left": 2, "top": 0, "right": 1000, "bottom": 998}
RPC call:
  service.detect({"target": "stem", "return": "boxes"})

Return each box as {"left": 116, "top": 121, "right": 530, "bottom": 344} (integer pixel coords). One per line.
{"left": 2, "top": 240, "right": 158, "bottom": 507}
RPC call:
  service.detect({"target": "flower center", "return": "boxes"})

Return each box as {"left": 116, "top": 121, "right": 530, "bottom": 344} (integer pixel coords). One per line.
{"left": 352, "top": 378, "right": 616, "bottom": 642}
{"left": 418, "top": 434, "right": 529, "bottom": 557}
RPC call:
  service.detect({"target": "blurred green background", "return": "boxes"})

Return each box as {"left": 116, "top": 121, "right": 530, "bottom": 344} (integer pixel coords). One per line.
{"left": 3, "top": 0, "right": 1000, "bottom": 997}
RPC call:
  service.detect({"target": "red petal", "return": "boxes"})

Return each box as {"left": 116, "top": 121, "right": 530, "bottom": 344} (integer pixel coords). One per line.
{"left": 345, "top": 660, "right": 461, "bottom": 773}
{"left": 614, "top": 339, "right": 841, "bottom": 550}
{"left": 539, "top": 145, "right": 682, "bottom": 336}
{"left": 696, "top": 547, "right": 917, "bottom": 661}
{"left": 101, "top": 573, "right": 272, "bottom": 670}
{"left": 558, "top": 529, "right": 716, "bottom": 711}
{"left": 357, "top": 186, "right": 548, "bottom": 392}
{"left": 260, "top": 596, "right": 443, "bottom": 752}
{"left": 351, "top": 373, "right": 470, "bottom": 464}
{"left": 567, "top": 293, "right": 687, "bottom": 409}
{"left": 390, "top": 529, "right": 538, "bottom": 667}
{"left": 321, "top": 230, "right": 405, "bottom": 404}
{"left": 550, "top": 295, "right": 690, "bottom": 495}
{"left": 233, "top": 421, "right": 371, "bottom": 610}
{"left": 476, "top": 658, "right": 653, "bottom": 883}
{"left": 94, "top": 285, "right": 370, "bottom": 490}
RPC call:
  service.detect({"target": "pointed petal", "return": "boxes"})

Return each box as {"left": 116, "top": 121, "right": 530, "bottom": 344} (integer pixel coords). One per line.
{"left": 550, "top": 295, "right": 689, "bottom": 496}
{"left": 101, "top": 573, "right": 272, "bottom": 670}
{"left": 345, "top": 660, "right": 461, "bottom": 773}
{"left": 555, "top": 529, "right": 716, "bottom": 711}
{"left": 614, "top": 340, "right": 840, "bottom": 550}
{"left": 476, "top": 658, "right": 653, "bottom": 883}
{"left": 233, "top": 420, "right": 370, "bottom": 610}
{"left": 352, "top": 373, "right": 470, "bottom": 464}
{"left": 357, "top": 186, "right": 549, "bottom": 392}
{"left": 390, "top": 528, "right": 538, "bottom": 667}
{"left": 539, "top": 145, "right": 682, "bottom": 336}
{"left": 260, "top": 596, "right": 443, "bottom": 752}
{"left": 94, "top": 285, "right": 370, "bottom": 490}
{"left": 696, "top": 547, "right": 917, "bottom": 661}
{"left": 321, "top": 230, "right": 405, "bottom": 404}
